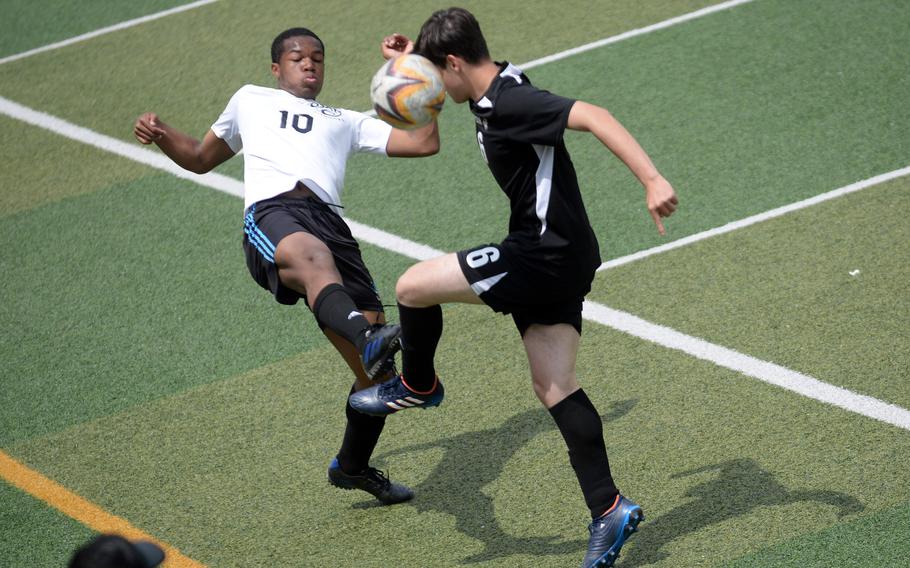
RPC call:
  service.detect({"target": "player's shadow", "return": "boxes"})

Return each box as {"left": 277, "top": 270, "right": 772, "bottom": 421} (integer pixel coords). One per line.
{"left": 621, "top": 458, "right": 865, "bottom": 566}
{"left": 371, "top": 399, "right": 638, "bottom": 564}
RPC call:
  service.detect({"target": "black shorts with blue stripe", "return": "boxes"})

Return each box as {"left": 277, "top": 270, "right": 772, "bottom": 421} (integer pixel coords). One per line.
{"left": 242, "top": 193, "right": 383, "bottom": 311}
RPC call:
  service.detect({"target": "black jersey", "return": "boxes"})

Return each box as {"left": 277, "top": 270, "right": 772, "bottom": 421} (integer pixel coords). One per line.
{"left": 470, "top": 62, "right": 601, "bottom": 279}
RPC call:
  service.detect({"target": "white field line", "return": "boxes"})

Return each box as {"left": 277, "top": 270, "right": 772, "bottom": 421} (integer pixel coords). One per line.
{"left": 2, "top": 1, "right": 908, "bottom": 431}
{"left": 518, "top": 0, "right": 757, "bottom": 71}
{"left": 4, "top": 95, "right": 908, "bottom": 432}
{"left": 583, "top": 303, "right": 910, "bottom": 431}
{"left": 0, "top": 96, "right": 241, "bottom": 197}
{"left": 600, "top": 166, "right": 910, "bottom": 271}
{"left": 0, "top": 0, "right": 219, "bottom": 66}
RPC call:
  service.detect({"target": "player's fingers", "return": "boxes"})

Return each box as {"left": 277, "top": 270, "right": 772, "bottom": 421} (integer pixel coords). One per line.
{"left": 650, "top": 210, "right": 666, "bottom": 235}
{"left": 384, "top": 34, "right": 407, "bottom": 47}
{"left": 134, "top": 123, "right": 162, "bottom": 143}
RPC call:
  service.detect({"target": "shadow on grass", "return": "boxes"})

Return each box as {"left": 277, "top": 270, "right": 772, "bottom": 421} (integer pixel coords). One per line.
{"left": 621, "top": 458, "right": 865, "bottom": 567}
{"left": 372, "top": 399, "right": 638, "bottom": 564}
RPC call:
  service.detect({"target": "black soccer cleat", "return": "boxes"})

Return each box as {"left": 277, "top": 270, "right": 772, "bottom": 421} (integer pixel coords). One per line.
{"left": 361, "top": 324, "right": 402, "bottom": 380}
{"left": 348, "top": 375, "right": 444, "bottom": 416}
{"left": 366, "top": 324, "right": 399, "bottom": 380}
{"left": 327, "top": 457, "right": 414, "bottom": 505}
{"left": 582, "top": 495, "right": 644, "bottom": 568}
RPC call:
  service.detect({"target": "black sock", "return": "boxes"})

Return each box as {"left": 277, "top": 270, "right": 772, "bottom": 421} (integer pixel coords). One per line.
{"left": 337, "top": 386, "right": 387, "bottom": 474}
{"left": 398, "top": 303, "right": 442, "bottom": 392}
{"left": 548, "top": 389, "right": 619, "bottom": 518}
{"left": 312, "top": 283, "right": 371, "bottom": 350}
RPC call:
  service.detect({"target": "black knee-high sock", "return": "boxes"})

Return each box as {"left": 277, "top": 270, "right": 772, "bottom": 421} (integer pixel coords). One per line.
{"left": 337, "top": 386, "right": 387, "bottom": 474}
{"left": 312, "top": 283, "right": 372, "bottom": 350}
{"left": 548, "top": 389, "right": 619, "bottom": 518}
{"left": 398, "top": 303, "right": 442, "bottom": 392}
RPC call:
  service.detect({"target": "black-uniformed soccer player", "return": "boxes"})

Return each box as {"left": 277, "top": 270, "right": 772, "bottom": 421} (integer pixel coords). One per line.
{"left": 133, "top": 28, "right": 441, "bottom": 505}
{"left": 349, "top": 8, "right": 678, "bottom": 567}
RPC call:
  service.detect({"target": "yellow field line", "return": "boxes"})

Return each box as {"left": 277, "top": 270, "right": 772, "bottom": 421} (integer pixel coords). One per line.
{"left": 0, "top": 449, "right": 205, "bottom": 568}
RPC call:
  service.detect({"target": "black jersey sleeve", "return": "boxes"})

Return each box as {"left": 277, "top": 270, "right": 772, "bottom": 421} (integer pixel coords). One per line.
{"left": 493, "top": 85, "right": 576, "bottom": 146}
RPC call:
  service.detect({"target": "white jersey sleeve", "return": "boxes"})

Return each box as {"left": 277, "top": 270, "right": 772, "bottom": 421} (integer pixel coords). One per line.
{"left": 351, "top": 112, "right": 393, "bottom": 155}
{"left": 210, "top": 90, "right": 243, "bottom": 153}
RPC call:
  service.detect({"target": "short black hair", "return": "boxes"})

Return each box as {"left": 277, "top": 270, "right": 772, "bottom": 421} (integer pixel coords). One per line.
{"left": 271, "top": 27, "right": 324, "bottom": 63}
{"left": 414, "top": 7, "right": 490, "bottom": 67}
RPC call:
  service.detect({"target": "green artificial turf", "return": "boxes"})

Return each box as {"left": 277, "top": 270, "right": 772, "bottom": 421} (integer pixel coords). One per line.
{"left": 0, "top": 480, "right": 95, "bottom": 567}
{"left": 2, "top": 0, "right": 909, "bottom": 566}
{"left": 0, "top": 114, "right": 150, "bottom": 215}
{"left": 8, "top": 306, "right": 909, "bottom": 567}
{"left": 591, "top": 176, "right": 910, "bottom": 410}
{"left": 0, "top": 0, "right": 192, "bottom": 57}
{"left": 728, "top": 500, "right": 910, "bottom": 568}
{"left": 0, "top": 171, "right": 409, "bottom": 446}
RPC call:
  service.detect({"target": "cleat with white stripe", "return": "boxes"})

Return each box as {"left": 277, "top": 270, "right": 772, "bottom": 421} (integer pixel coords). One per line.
{"left": 349, "top": 375, "right": 444, "bottom": 416}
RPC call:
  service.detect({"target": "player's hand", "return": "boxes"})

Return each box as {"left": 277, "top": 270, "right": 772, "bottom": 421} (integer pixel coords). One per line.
{"left": 644, "top": 175, "right": 678, "bottom": 235}
{"left": 381, "top": 33, "right": 414, "bottom": 59}
{"left": 133, "top": 112, "right": 166, "bottom": 144}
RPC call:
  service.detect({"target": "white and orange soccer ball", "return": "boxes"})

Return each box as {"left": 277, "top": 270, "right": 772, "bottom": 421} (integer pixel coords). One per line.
{"left": 370, "top": 54, "right": 445, "bottom": 130}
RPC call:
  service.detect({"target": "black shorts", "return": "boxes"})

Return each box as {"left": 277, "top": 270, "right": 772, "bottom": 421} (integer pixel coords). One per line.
{"left": 456, "top": 241, "right": 595, "bottom": 336}
{"left": 242, "top": 194, "right": 383, "bottom": 311}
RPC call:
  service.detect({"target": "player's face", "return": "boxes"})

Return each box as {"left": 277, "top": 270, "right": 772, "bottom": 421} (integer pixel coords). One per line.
{"left": 271, "top": 35, "right": 325, "bottom": 99}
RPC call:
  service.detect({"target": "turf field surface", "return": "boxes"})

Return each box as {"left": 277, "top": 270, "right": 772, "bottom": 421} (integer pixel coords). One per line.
{"left": 1, "top": 0, "right": 908, "bottom": 566}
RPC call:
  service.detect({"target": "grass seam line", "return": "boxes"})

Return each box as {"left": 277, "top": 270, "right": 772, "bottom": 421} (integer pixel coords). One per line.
{"left": 598, "top": 166, "right": 910, "bottom": 271}
{"left": 583, "top": 303, "right": 910, "bottom": 431}
{"left": 0, "top": 449, "right": 206, "bottom": 567}
{"left": 0, "top": 0, "right": 219, "bottom": 66}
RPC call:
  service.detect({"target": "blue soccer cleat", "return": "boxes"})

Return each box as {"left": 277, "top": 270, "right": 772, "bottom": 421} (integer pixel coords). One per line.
{"left": 361, "top": 324, "right": 402, "bottom": 380}
{"left": 348, "top": 375, "right": 444, "bottom": 416}
{"left": 582, "top": 495, "right": 644, "bottom": 568}
{"left": 327, "top": 457, "right": 414, "bottom": 505}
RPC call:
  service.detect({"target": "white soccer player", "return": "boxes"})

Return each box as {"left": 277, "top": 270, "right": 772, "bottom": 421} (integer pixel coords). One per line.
{"left": 350, "top": 9, "right": 678, "bottom": 567}
{"left": 133, "top": 27, "right": 440, "bottom": 504}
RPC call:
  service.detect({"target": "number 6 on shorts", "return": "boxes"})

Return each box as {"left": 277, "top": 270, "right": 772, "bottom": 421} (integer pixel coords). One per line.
{"left": 465, "top": 246, "right": 500, "bottom": 268}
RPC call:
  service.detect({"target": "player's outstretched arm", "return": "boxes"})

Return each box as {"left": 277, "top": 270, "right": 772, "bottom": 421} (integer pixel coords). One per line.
{"left": 133, "top": 112, "right": 235, "bottom": 174}
{"left": 386, "top": 120, "right": 440, "bottom": 157}
{"left": 567, "top": 101, "right": 678, "bottom": 234}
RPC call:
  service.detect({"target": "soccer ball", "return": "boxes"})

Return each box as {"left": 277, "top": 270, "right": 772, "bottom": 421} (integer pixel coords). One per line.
{"left": 370, "top": 54, "right": 445, "bottom": 130}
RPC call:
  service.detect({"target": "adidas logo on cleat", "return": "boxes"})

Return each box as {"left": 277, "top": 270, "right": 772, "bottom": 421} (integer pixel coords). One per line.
{"left": 349, "top": 375, "right": 445, "bottom": 416}
{"left": 385, "top": 396, "right": 429, "bottom": 410}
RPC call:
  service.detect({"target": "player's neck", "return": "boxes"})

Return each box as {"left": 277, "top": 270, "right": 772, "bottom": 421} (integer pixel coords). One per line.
{"left": 466, "top": 59, "right": 501, "bottom": 102}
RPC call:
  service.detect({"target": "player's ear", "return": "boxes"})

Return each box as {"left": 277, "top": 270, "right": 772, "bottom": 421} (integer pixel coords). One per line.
{"left": 270, "top": 62, "right": 280, "bottom": 78}
{"left": 445, "top": 54, "right": 460, "bottom": 72}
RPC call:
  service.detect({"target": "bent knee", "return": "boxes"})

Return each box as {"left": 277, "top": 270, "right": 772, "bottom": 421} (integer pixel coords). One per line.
{"left": 395, "top": 271, "right": 421, "bottom": 306}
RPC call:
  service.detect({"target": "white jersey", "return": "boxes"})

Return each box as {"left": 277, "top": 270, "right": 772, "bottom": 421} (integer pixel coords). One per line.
{"left": 210, "top": 84, "right": 393, "bottom": 210}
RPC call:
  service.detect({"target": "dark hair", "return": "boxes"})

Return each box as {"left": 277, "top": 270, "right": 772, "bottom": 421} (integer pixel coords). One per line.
{"left": 68, "top": 536, "right": 146, "bottom": 568}
{"left": 414, "top": 7, "right": 490, "bottom": 67}
{"left": 271, "top": 27, "right": 324, "bottom": 63}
